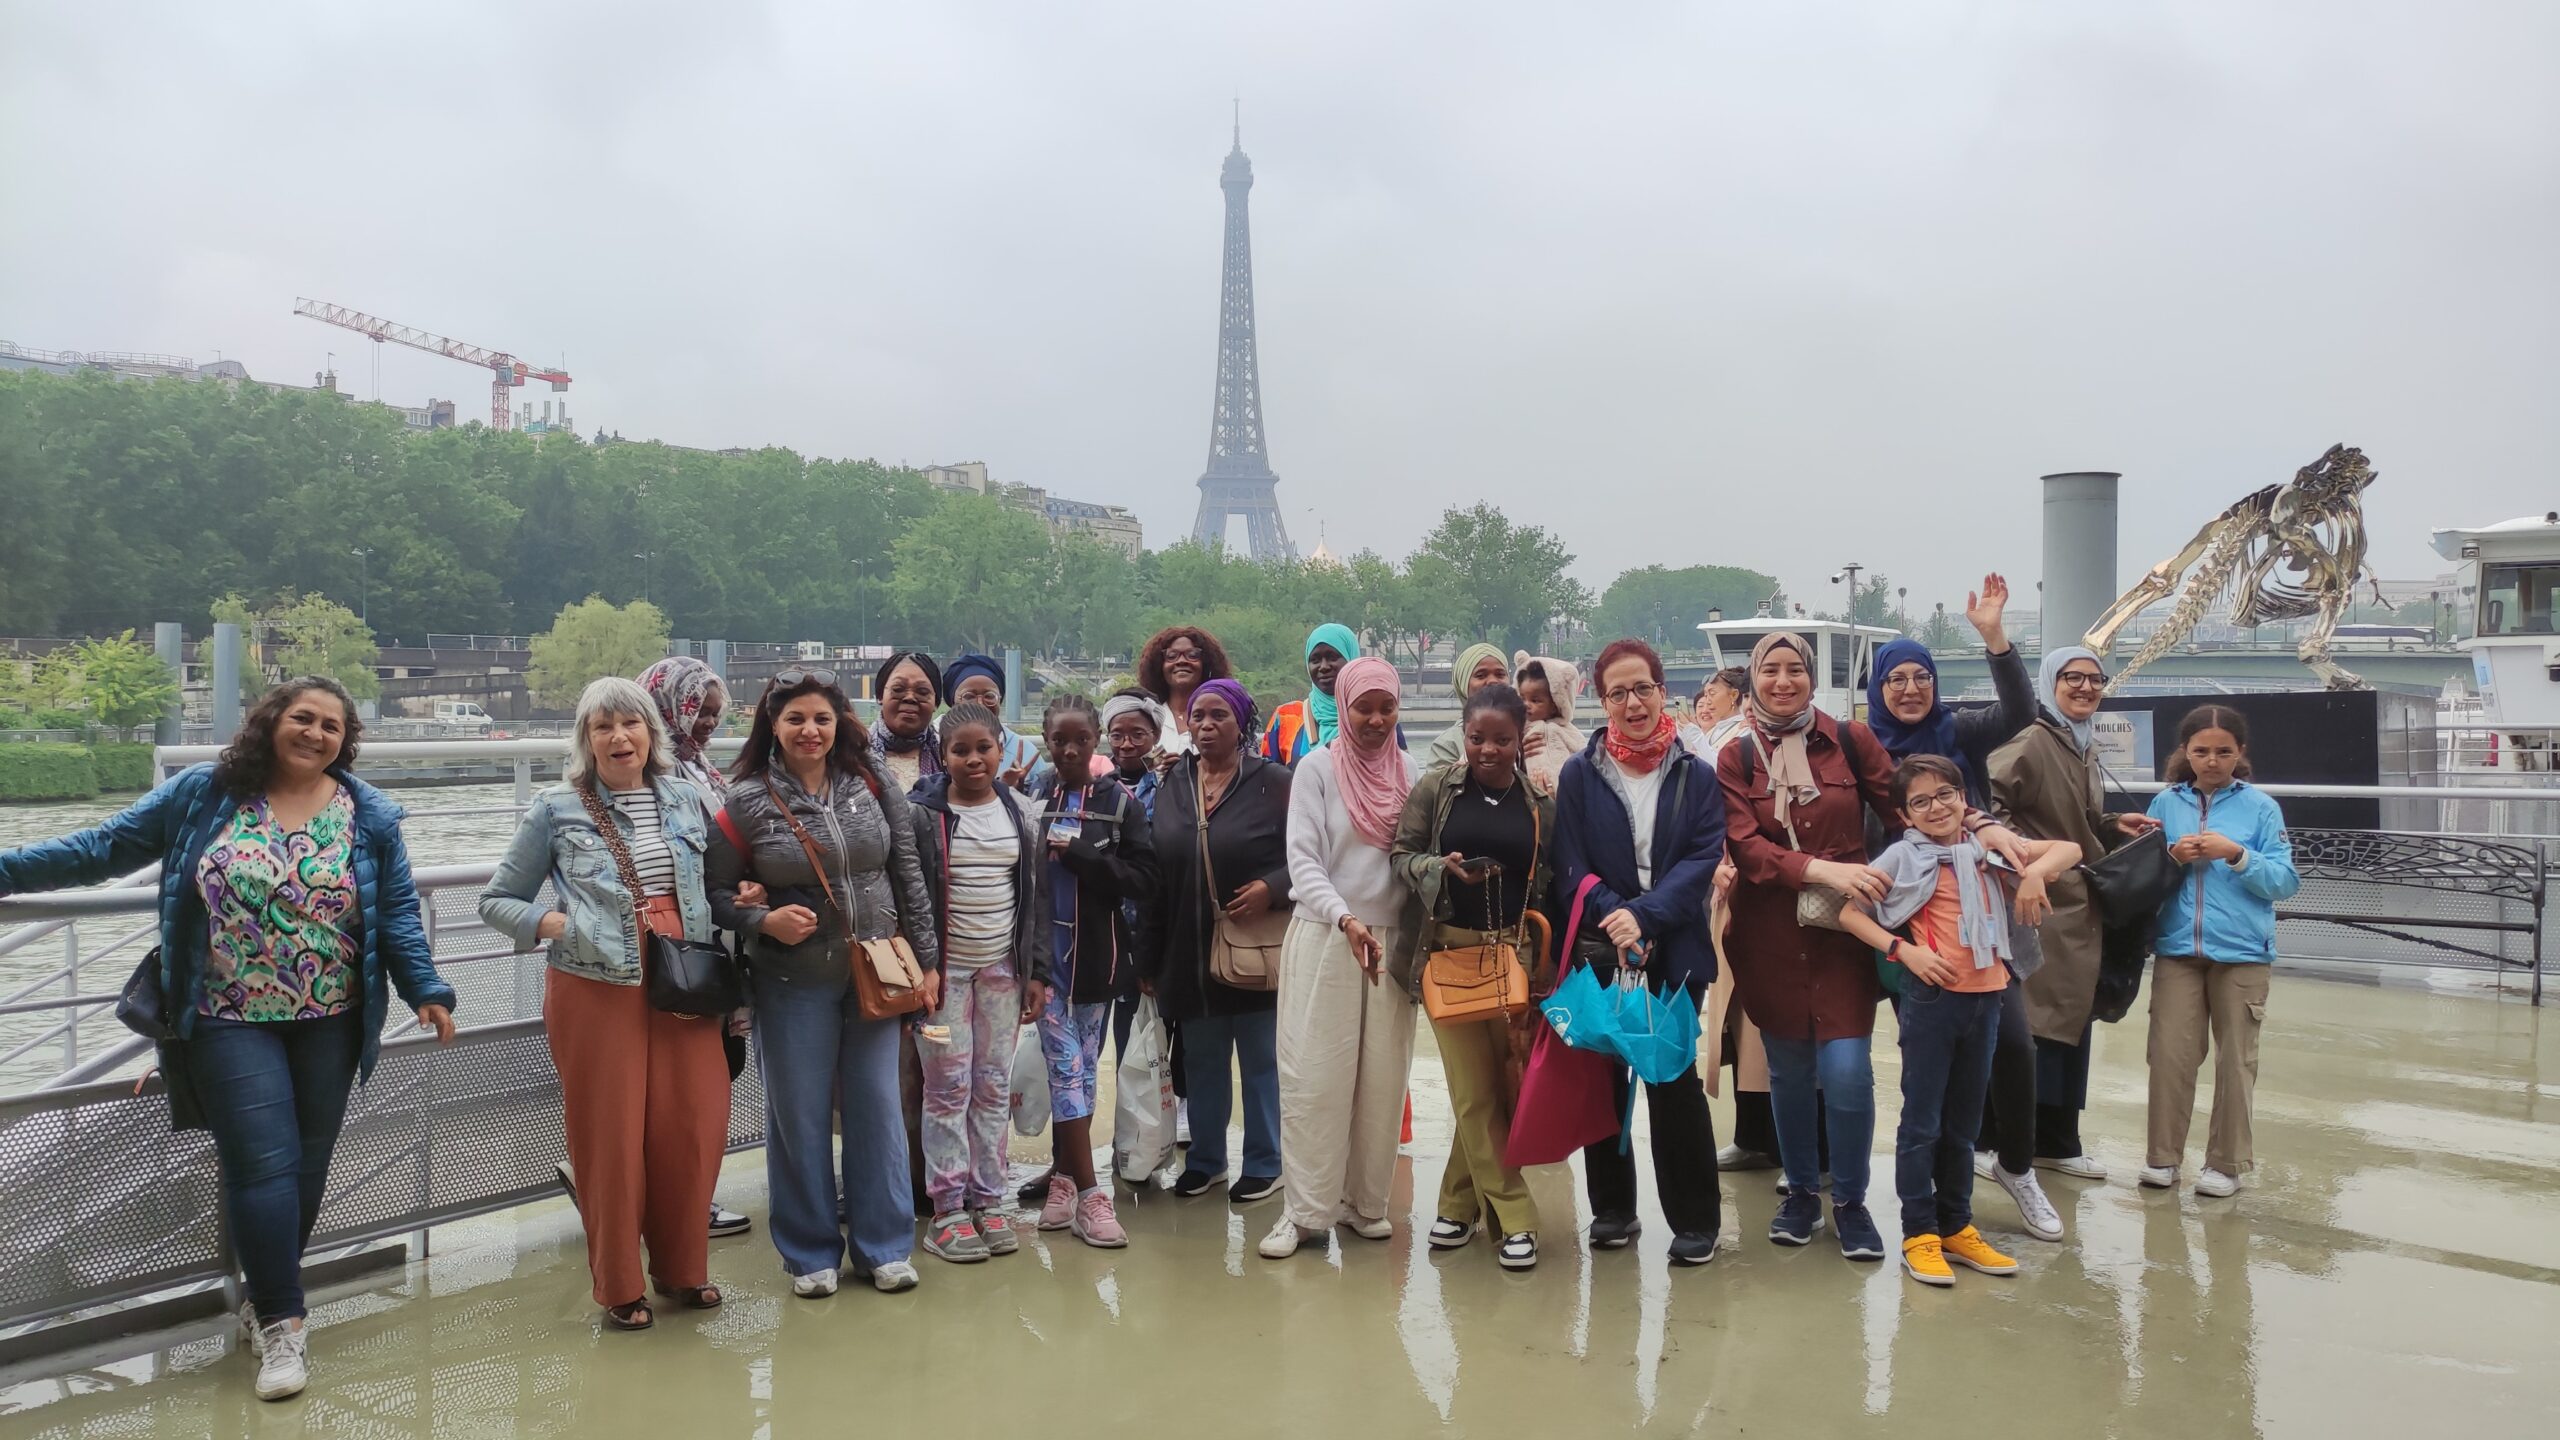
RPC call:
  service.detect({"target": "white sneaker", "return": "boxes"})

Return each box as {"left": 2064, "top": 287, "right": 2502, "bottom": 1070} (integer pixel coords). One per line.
{"left": 239, "top": 1301, "right": 265, "bottom": 1357}
{"left": 2194, "top": 1168, "right": 2242, "bottom": 1198}
{"left": 1343, "top": 1214, "right": 1393, "bottom": 1241}
{"left": 2034, "top": 1153, "right": 2107, "bottom": 1182}
{"left": 1993, "top": 1165, "right": 2065, "bottom": 1242}
{"left": 253, "top": 1320, "right": 307, "bottom": 1401}
{"left": 1258, "top": 1217, "right": 1310, "bottom": 1259}
{"left": 2137, "top": 1165, "right": 2180, "bottom": 1190}
{"left": 790, "top": 1267, "right": 840, "bottom": 1298}
{"left": 870, "top": 1260, "right": 920, "bottom": 1293}
{"left": 1971, "top": 1150, "right": 1997, "bottom": 1181}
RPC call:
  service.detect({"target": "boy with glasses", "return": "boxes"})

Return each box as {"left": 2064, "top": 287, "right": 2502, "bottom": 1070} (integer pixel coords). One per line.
{"left": 1837, "top": 755, "right": 2079, "bottom": 1286}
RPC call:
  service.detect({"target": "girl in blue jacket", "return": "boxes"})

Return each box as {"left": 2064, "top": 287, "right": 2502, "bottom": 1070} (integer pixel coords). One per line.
{"left": 2139, "top": 705, "right": 2299, "bottom": 1199}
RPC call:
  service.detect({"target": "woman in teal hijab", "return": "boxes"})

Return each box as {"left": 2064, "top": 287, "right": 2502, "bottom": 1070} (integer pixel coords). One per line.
{"left": 1260, "top": 622, "right": 1361, "bottom": 766}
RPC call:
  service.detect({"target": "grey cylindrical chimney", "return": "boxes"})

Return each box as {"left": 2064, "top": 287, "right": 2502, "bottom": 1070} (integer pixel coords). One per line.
{"left": 2041, "top": 471, "right": 2120, "bottom": 657}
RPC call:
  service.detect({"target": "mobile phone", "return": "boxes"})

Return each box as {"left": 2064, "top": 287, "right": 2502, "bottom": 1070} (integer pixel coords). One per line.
{"left": 1457, "top": 856, "right": 1500, "bottom": 876}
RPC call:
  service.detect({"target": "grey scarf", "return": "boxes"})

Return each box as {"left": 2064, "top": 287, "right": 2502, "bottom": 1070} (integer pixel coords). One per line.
{"left": 1873, "top": 829, "right": 2010, "bottom": 969}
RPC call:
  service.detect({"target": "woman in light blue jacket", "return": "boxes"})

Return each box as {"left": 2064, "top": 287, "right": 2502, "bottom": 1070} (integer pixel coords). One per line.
{"left": 479, "top": 677, "right": 731, "bottom": 1331}
{"left": 2138, "top": 705, "right": 2299, "bottom": 1200}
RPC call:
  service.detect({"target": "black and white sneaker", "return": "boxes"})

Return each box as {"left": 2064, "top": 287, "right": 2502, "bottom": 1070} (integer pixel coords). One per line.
{"left": 1497, "top": 1233, "right": 1538, "bottom": 1270}
{"left": 1428, "top": 1217, "right": 1477, "bottom": 1250}
{"left": 1173, "top": 1167, "right": 1230, "bottom": 1198}
{"left": 1668, "top": 1231, "right": 1719, "bottom": 1267}
{"left": 1588, "top": 1214, "right": 1642, "bottom": 1250}
{"left": 1229, "top": 1173, "right": 1282, "bottom": 1205}
{"left": 708, "top": 1203, "right": 751, "bottom": 1238}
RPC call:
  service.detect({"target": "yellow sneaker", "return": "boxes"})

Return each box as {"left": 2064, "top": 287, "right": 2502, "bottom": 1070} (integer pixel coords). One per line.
{"left": 1942, "top": 1225, "right": 2018, "bottom": 1276}
{"left": 1901, "top": 1234, "right": 1953, "bottom": 1287}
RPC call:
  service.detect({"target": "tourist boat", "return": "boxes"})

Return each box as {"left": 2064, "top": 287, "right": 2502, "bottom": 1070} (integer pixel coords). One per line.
{"left": 2431, "top": 511, "right": 2560, "bottom": 769}
{"left": 1697, "top": 605, "right": 1899, "bottom": 721}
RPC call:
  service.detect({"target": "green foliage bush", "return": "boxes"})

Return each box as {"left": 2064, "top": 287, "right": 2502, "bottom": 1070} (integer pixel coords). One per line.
{"left": 0, "top": 744, "right": 100, "bottom": 802}
{"left": 88, "top": 741, "right": 156, "bottom": 793}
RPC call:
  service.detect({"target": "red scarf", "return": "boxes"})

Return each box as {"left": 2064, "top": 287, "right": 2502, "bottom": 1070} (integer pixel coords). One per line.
{"left": 1602, "top": 711, "right": 1678, "bottom": 775}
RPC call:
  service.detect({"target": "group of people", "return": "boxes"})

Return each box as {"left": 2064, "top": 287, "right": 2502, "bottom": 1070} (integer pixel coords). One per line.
{"left": 0, "top": 594, "right": 2300, "bottom": 1401}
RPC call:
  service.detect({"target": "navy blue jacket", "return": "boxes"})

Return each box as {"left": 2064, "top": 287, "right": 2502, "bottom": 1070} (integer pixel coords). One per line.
{"left": 1552, "top": 729, "right": 1728, "bottom": 997}
{"left": 0, "top": 764, "right": 457, "bottom": 1097}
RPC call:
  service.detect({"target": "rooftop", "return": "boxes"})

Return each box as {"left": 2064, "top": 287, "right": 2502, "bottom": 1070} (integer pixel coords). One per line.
{"left": 2, "top": 968, "right": 2551, "bottom": 1437}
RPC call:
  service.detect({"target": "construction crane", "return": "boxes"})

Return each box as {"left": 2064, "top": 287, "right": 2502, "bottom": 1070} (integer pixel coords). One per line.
{"left": 292, "top": 298, "right": 569, "bottom": 431}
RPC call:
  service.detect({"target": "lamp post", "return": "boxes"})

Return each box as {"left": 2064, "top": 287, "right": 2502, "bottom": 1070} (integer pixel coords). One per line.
{"left": 1830, "top": 562, "right": 1866, "bottom": 623}
{"left": 350, "top": 546, "right": 373, "bottom": 624}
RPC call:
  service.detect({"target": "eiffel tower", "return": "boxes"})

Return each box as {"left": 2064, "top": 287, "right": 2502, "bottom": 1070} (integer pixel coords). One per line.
{"left": 1190, "top": 111, "right": 1295, "bottom": 561}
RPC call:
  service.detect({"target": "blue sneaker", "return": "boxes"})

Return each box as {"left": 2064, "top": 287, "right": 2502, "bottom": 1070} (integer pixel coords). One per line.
{"left": 1769, "top": 1188, "right": 1825, "bottom": 1246}
{"left": 1833, "top": 1203, "right": 1886, "bottom": 1261}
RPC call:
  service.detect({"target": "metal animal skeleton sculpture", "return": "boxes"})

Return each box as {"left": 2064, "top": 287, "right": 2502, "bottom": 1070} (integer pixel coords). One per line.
{"left": 2084, "top": 444, "right": 2379, "bottom": 691}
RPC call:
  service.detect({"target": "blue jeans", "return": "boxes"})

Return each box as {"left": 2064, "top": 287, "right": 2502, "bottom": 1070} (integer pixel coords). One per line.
{"left": 752, "top": 970, "right": 912, "bottom": 1278}
{"left": 1762, "top": 1034, "right": 1876, "bottom": 1207}
{"left": 182, "top": 1010, "right": 362, "bottom": 1323}
{"left": 1893, "top": 984, "right": 2001, "bottom": 1237}
{"left": 1180, "top": 1011, "right": 1280, "bottom": 1178}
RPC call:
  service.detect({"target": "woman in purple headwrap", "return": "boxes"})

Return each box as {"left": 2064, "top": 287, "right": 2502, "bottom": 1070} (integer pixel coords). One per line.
{"left": 1134, "top": 677, "right": 1295, "bottom": 1204}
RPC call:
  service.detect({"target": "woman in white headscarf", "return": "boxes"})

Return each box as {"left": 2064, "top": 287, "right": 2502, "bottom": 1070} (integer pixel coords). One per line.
{"left": 1986, "top": 647, "right": 2159, "bottom": 1183}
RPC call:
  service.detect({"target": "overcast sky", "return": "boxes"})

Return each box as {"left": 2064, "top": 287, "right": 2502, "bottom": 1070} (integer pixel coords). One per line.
{"left": 4, "top": 2, "right": 2552, "bottom": 623}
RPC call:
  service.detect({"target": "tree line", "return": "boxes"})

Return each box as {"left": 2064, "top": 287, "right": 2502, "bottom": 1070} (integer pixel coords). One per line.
{"left": 0, "top": 367, "right": 1794, "bottom": 695}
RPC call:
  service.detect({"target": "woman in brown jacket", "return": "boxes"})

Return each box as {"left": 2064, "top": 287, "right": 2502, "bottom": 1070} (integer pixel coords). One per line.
{"left": 1986, "top": 646, "right": 2157, "bottom": 1182}
{"left": 1718, "top": 632, "right": 1901, "bottom": 1262}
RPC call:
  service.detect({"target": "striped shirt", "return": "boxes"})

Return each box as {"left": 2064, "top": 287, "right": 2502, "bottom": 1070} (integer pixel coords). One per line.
{"left": 609, "top": 788, "right": 678, "bottom": 897}
{"left": 943, "top": 796, "right": 1020, "bottom": 968}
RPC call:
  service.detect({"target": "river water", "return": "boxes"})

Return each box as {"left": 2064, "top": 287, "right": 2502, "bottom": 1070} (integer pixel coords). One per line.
{"left": 0, "top": 783, "right": 531, "bottom": 1090}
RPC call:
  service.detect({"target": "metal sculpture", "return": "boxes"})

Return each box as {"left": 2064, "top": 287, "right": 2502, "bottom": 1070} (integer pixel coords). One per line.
{"left": 2085, "top": 444, "right": 2379, "bottom": 691}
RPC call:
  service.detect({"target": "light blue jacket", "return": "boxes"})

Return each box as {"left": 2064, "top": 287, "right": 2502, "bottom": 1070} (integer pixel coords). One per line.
{"left": 478, "top": 776, "right": 717, "bottom": 985}
{"left": 2145, "top": 780, "right": 2300, "bottom": 964}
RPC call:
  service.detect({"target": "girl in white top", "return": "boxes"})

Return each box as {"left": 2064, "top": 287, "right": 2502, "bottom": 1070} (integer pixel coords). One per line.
{"left": 1263, "top": 657, "right": 1424, "bottom": 1259}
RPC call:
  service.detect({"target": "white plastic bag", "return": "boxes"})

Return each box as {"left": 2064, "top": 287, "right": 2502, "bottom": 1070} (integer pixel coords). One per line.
{"left": 1113, "top": 996, "right": 1180, "bottom": 1183}
{"left": 1010, "top": 1024, "right": 1051, "bottom": 1138}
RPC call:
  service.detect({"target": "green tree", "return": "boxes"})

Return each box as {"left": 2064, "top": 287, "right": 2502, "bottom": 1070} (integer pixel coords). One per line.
{"left": 885, "top": 496, "right": 1052, "bottom": 655}
{"left": 1593, "top": 564, "right": 1782, "bottom": 648}
{"left": 22, "top": 632, "right": 178, "bottom": 730}
{"left": 528, "top": 597, "right": 672, "bottom": 708}
{"left": 1412, "top": 504, "right": 1592, "bottom": 656}
{"left": 266, "top": 592, "right": 381, "bottom": 701}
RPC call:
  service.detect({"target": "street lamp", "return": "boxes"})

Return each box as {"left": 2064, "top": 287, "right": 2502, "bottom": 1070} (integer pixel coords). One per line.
{"left": 350, "top": 546, "right": 373, "bottom": 625}
{"left": 1830, "top": 563, "right": 1865, "bottom": 622}
{"left": 634, "top": 551, "right": 657, "bottom": 607}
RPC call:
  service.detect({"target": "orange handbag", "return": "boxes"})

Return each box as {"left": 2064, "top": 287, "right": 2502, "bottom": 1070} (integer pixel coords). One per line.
{"left": 1421, "top": 802, "right": 1547, "bottom": 1024}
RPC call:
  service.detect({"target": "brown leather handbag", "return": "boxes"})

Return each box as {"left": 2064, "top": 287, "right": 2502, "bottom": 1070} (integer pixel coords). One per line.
{"left": 1197, "top": 765, "right": 1286, "bottom": 991}
{"left": 1421, "top": 801, "right": 1547, "bottom": 1024}
{"left": 764, "top": 778, "right": 928, "bottom": 1020}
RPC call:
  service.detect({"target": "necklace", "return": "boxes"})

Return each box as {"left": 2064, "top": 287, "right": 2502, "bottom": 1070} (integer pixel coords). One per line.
{"left": 1472, "top": 774, "right": 1513, "bottom": 806}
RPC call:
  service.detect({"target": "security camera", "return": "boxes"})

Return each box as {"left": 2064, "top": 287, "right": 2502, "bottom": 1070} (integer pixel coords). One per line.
{"left": 1829, "top": 571, "right": 1846, "bottom": 584}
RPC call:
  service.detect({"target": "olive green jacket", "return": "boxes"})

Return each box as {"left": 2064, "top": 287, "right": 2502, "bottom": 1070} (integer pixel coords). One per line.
{"left": 1388, "top": 759, "right": 1559, "bottom": 1001}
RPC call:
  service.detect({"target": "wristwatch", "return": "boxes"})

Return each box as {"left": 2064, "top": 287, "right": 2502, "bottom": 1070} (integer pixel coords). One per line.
{"left": 1887, "top": 939, "right": 1906, "bottom": 966}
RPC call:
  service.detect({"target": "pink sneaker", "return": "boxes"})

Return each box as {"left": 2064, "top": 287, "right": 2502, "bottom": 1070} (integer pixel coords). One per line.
{"left": 1072, "top": 1188, "right": 1127, "bottom": 1248}
{"left": 1038, "top": 1173, "right": 1077, "bottom": 1232}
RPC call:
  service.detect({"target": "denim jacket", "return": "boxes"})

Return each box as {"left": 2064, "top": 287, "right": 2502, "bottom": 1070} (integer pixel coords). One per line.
{"left": 477, "top": 776, "right": 717, "bottom": 985}
{"left": 0, "top": 764, "right": 456, "bottom": 1121}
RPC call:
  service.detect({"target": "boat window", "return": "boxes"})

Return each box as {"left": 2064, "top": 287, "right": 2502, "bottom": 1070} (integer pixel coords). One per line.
{"left": 1829, "top": 633, "right": 1853, "bottom": 689}
{"left": 2480, "top": 565, "right": 2560, "bottom": 636}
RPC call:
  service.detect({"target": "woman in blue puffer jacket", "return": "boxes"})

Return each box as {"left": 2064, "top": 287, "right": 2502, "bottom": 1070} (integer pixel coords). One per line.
{"left": 0, "top": 677, "right": 456, "bottom": 1401}
{"left": 2139, "top": 705, "right": 2298, "bottom": 1201}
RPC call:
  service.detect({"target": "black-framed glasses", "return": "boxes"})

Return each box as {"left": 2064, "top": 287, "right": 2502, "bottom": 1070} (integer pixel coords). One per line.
{"left": 1603, "top": 681, "right": 1663, "bottom": 706}
{"left": 770, "top": 666, "right": 839, "bottom": 690}
{"left": 2055, "top": 670, "right": 2107, "bottom": 690}
{"left": 1905, "top": 788, "right": 1963, "bottom": 813}
{"left": 1882, "top": 671, "right": 1936, "bottom": 693}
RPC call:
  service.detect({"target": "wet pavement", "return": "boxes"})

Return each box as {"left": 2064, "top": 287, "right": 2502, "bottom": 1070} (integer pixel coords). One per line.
{"left": 2, "top": 969, "right": 2552, "bottom": 1438}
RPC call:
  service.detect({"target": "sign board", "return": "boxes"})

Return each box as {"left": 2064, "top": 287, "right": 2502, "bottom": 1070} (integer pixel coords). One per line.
{"left": 2091, "top": 709, "right": 2155, "bottom": 784}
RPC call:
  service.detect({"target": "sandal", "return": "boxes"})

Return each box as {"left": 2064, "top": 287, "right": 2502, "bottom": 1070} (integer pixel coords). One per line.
{"left": 655, "top": 1282, "right": 723, "bottom": 1310}
{"left": 604, "top": 1299, "right": 654, "bottom": 1331}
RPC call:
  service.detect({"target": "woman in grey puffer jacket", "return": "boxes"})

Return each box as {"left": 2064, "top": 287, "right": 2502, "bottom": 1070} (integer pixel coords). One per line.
{"left": 706, "top": 669, "right": 941, "bottom": 1297}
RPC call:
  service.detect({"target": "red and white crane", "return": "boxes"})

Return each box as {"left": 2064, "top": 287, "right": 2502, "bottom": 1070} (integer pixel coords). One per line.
{"left": 292, "top": 298, "right": 570, "bottom": 431}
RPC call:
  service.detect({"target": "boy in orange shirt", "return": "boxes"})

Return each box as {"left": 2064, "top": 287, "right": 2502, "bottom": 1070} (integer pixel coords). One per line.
{"left": 1843, "top": 755, "right": 2079, "bottom": 1286}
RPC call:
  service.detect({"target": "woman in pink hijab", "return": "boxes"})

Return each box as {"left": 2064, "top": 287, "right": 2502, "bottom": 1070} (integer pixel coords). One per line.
{"left": 1261, "top": 657, "right": 1424, "bottom": 1259}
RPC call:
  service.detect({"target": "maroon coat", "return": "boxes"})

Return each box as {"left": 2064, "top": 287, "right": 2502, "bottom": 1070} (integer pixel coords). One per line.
{"left": 1718, "top": 713, "right": 1900, "bottom": 1043}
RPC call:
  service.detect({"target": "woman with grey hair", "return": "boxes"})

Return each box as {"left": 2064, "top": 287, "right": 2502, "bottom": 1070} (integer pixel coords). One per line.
{"left": 479, "top": 676, "right": 731, "bottom": 1331}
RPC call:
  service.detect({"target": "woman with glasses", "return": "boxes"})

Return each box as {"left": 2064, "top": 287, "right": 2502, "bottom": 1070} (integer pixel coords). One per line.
{"left": 1553, "top": 640, "right": 1728, "bottom": 1267}
{"left": 1718, "top": 631, "right": 1902, "bottom": 1264}
{"left": 480, "top": 677, "right": 727, "bottom": 1333}
{"left": 1137, "top": 626, "right": 1235, "bottom": 760}
{"left": 706, "top": 667, "right": 942, "bottom": 1298}
{"left": 1860, "top": 575, "right": 2058, "bottom": 1240}
{"left": 1137, "top": 677, "right": 1293, "bottom": 1205}
{"left": 870, "top": 652, "right": 945, "bottom": 794}
{"left": 1989, "top": 647, "right": 2158, "bottom": 1185}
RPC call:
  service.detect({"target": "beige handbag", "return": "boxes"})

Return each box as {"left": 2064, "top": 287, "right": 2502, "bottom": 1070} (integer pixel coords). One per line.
{"left": 1197, "top": 765, "right": 1286, "bottom": 991}
{"left": 1748, "top": 733, "right": 1856, "bottom": 932}
{"left": 765, "top": 778, "right": 928, "bottom": 1019}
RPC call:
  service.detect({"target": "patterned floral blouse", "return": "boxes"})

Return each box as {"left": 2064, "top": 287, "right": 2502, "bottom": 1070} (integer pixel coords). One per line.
{"left": 195, "top": 787, "right": 361, "bottom": 1022}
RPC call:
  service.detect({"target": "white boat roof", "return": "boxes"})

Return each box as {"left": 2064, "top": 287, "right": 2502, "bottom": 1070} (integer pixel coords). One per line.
{"left": 1696, "top": 617, "right": 1900, "bottom": 638}
{"left": 2430, "top": 512, "right": 2560, "bottom": 560}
